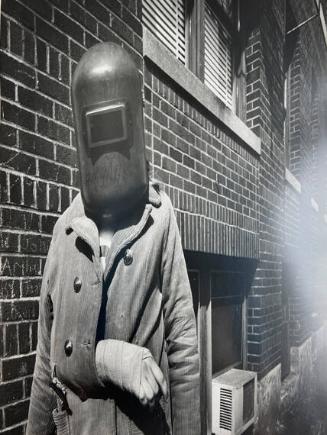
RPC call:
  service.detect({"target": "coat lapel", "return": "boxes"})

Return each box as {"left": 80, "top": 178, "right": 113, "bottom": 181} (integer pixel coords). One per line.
{"left": 102, "top": 203, "right": 152, "bottom": 281}
{"left": 64, "top": 184, "right": 162, "bottom": 283}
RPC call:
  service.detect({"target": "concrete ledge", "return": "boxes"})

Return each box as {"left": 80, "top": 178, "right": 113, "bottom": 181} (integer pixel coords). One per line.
{"left": 143, "top": 28, "right": 261, "bottom": 156}
{"left": 255, "top": 364, "right": 281, "bottom": 435}
{"left": 285, "top": 168, "right": 302, "bottom": 194}
{"left": 282, "top": 323, "right": 326, "bottom": 407}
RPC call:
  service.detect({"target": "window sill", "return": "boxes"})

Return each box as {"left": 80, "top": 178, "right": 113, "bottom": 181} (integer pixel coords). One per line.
{"left": 143, "top": 28, "right": 261, "bottom": 156}
{"left": 285, "top": 168, "right": 301, "bottom": 194}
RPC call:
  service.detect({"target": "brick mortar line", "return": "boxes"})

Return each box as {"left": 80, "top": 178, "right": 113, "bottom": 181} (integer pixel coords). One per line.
{"left": 152, "top": 129, "right": 258, "bottom": 183}
{"left": 0, "top": 48, "right": 73, "bottom": 98}
{"left": 1, "top": 11, "right": 84, "bottom": 70}
{"left": 0, "top": 164, "right": 77, "bottom": 187}
{"left": 0, "top": 421, "right": 27, "bottom": 433}
{"left": 149, "top": 90, "right": 258, "bottom": 162}
{"left": 10, "top": 1, "right": 143, "bottom": 60}
{"left": 1, "top": 204, "right": 62, "bottom": 217}
{"left": 1, "top": 96, "right": 75, "bottom": 134}
{"left": 4, "top": 4, "right": 106, "bottom": 51}
{"left": 72, "top": 4, "right": 143, "bottom": 52}
{"left": 3, "top": 7, "right": 77, "bottom": 61}
{"left": 0, "top": 377, "right": 34, "bottom": 387}
{"left": 0, "top": 350, "right": 36, "bottom": 360}
{"left": 0, "top": 143, "right": 79, "bottom": 174}
{"left": 53, "top": 1, "right": 141, "bottom": 45}
{"left": 0, "top": 48, "right": 71, "bottom": 91}
{"left": 1, "top": 398, "right": 30, "bottom": 410}
{"left": 1, "top": 253, "right": 47, "bottom": 258}
{"left": 159, "top": 179, "right": 259, "bottom": 222}
{"left": 0, "top": 296, "right": 41, "bottom": 301}
{"left": 0, "top": 277, "right": 42, "bottom": 281}
{"left": 174, "top": 206, "right": 258, "bottom": 230}
{"left": 1, "top": 71, "right": 73, "bottom": 112}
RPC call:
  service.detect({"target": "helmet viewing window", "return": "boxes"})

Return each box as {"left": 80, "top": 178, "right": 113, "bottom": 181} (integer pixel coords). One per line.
{"left": 85, "top": 103, "right": 128, "bottom": 148}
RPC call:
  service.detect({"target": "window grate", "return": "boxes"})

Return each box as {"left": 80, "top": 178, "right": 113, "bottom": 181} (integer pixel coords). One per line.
{"left": 143, "top": 0, "right": 186, "bottom": 64}
{"left": 219, "top": 387, "right": 233, "bottom": 430}
{"left": 204, "top": 1, "right": 233, "bottom": 108}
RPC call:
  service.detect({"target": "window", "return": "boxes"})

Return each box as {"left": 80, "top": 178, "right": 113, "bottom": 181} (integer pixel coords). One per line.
{"left": 143, "top": 0, "right": 187, "bottom": 64}
{"left": 211, "top": 271, "right": 245, "bottom": 374}
{"left": 204, "top": 1, "right": 233, "bottom": 107}
{"left": 142, "top": 0, "right": 243, "bottom": 113}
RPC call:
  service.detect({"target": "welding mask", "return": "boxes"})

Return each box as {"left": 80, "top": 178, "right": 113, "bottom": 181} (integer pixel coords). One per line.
{"left": 72, "top": 42, "right": 148, "bottom": 219}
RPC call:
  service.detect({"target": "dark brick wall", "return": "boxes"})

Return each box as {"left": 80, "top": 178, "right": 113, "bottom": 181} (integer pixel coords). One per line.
{"left": 0, "top": 0, "right": 142, "bottom": 433}
{"left": 245, "top": 0, "right": 285, "bottom": 378}
{"left": 143, "top": 61, "right": 260, "bottom": 259}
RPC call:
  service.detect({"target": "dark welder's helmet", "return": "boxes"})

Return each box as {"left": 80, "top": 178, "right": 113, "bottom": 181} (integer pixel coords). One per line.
{"left": 72, "top": 42, "right": 148, "bottom": 219}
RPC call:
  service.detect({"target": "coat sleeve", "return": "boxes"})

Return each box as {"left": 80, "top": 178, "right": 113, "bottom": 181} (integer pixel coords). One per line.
{"left": 161, "top": 196, "right": 200, "bottom": 435}
{"left": 26, "top": 225, "right": 59, "bottom": 435}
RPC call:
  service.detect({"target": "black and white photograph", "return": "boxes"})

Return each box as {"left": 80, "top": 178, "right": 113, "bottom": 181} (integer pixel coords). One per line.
{"left": 0, "top": 0, "right": 327, "bottom": 434}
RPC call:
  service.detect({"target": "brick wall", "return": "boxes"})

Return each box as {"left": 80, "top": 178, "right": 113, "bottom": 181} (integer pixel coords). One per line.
{"left": 143, "top": 61, "right": 260, "bottom": 259}
{"left": 284, "top": 0, "right": 327, "bottom": 347}
{"left": 287, "top": 0, "right": 326, "bottom": 192}
{"left": 245, "top": 0, "right": 285, "bottom": 378}
{"left": 0, "top": 0, "right": 142, "bottom": 433}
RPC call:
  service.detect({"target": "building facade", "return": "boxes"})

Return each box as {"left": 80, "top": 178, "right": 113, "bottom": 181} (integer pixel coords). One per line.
{"left": 0, "top": 0, "right": 327, "bottom": 434}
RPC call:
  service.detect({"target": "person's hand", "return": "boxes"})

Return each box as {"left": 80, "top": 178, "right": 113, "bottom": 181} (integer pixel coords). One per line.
{"left": 95, "top": 339, "right": 168, "bottom": 407}
{"left": 138, "top": 349, "right": 168, "bottom": 407}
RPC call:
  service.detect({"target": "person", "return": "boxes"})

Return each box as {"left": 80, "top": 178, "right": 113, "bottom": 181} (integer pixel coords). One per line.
{"left": 26, "top": 42, "right": 200, "bottom": 435}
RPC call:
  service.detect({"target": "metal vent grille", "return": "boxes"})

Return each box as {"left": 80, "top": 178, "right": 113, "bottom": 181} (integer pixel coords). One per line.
{"left": 219, "top": 387, "right": 232, "bottom": 431}
{"left": 143, "top": 0, "right": 186, "bottom": 64}
{"left": 243, "top": 379, "right": 255, "bottom": 423}
{"left": 204, "top": 1, "right": 233, "bottom": 108}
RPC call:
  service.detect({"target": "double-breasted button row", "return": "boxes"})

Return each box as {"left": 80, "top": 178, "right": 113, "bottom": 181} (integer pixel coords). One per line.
{"left": 64, "top": 339, "right": 73, "bottom": 356}
{"left": 74, "top": 277, "right": 82, "bottom": 293}
{"left": 124, "top": 249, "right": 133, "bottom": 266}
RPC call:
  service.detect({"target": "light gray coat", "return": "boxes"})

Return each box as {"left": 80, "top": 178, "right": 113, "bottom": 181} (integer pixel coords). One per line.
{"left": 27, "top": 184, "right": 200, "bottom": 435}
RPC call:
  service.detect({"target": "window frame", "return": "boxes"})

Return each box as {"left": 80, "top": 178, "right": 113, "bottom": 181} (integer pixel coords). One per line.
{"left": 210, "top": 270, "right": 247, "bottom": 376}
{"left": 187, "top": 0, "right": 244, "bottom": 116}
{"left": 143, "top": 0, "right": 245, "bottom": 117}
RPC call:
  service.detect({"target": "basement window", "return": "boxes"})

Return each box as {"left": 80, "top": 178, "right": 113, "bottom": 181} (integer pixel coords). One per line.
{"left": 211, "top": 271, "right": 246, "bottom": 374}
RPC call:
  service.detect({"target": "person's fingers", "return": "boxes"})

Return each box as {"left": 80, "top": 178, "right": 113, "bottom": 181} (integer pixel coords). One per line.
{"left": 148, "top": 359, "right": 168, "bottom": 399}
{"left": 139, "top": 384, "right": 147, "bottom": 406}
{"left": 144, "top": 360, "right": 160, "bottom": 396}
{"left": 140, "top": 376, "right": 155, "bottom": 406}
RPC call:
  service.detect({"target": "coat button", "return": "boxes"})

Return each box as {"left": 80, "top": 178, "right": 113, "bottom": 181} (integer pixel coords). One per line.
{"left": 64, "top": 339, "right": 73, "bottom": 356}
{"left": 73, "top": 277, "right": 82, "bottom": 293}
{"left": 124, "top": 249, "right": 133, "bottom": 266}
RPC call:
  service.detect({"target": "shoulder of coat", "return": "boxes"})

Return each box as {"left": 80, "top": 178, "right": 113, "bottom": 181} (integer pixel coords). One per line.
{"left": 152, "top": 189, "right": 175, "bottom": 227}
{"left": 51, "top": 193, "right": 83, "bottom": 240}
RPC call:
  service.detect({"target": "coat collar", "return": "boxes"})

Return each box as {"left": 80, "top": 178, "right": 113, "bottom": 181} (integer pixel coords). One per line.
{"left": 64, "top": 183, "right": 161, "bottom": 259}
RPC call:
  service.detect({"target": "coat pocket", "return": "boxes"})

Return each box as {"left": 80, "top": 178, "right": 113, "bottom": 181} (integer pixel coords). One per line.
{"left": 52, "top": 408, "right": 71, "bottom": 435}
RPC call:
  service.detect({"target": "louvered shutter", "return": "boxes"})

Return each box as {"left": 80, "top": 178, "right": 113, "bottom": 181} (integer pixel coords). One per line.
{"left": 204, "top": 1, "right": 233, "bottom": 108}
{"left": 143, "top": 0, "right": 186, "bottom": 64}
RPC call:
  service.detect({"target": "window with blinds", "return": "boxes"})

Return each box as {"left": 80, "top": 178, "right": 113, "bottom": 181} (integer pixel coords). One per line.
{"left": 143, "top": 0, "right": 186, "bottom": 64}
{"left": 204, "top": 1, "right": 233, "bottom": 108}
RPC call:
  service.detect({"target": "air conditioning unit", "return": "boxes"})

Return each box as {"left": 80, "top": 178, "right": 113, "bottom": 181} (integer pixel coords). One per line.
{"left": 212, "top": 368, "right": 258, "bottom": 435}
